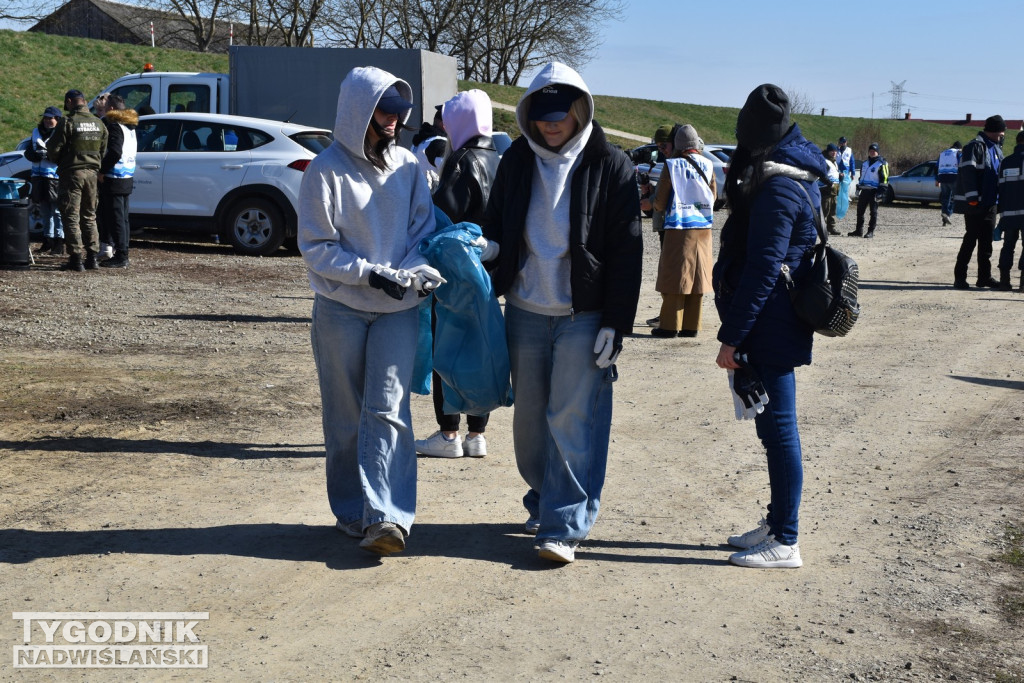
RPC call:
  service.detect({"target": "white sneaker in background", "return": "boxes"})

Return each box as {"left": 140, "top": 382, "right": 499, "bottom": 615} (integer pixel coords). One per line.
{"left": 414, "top": 430, "right": 463, "bottom": 458}
{"left": 524, "top": 518, "right": 540, "bottom": 535}
{"left": 100, "top": 243, "right": 114, "bottom": 259}
{"left": 727, "top": 516, "right": 770, "bottom": 549}
{"left": 463, "top": 433, "right": 487, "bottom": 457}
{"left": 728, "top": 536, "right": 802, "bottom": 568}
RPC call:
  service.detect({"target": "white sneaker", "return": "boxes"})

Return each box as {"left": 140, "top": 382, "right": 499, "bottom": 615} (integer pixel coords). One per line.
{"left": 415, "top": 431, "right": 463, "bottom": 458}
{"left": 727, "top": 516, "right": 770, "bottom": 549}
{"left": 537, "top": 539, "right": 578, "bottom": 563}
{"left": 463, "top": 433, "right": 487, "bottom": 457}
{"left": 729, "top": 536, "right": 802, "bottom": 568}
{"left": 100, "top": 243, "right": 114, "bottom": 259}
{"left": 524, "top": 518, "right": 540, "bottom": 535}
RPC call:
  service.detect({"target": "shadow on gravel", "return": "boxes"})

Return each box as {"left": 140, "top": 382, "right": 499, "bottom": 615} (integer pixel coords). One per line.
{"left": 142, "top": 314, "right": 310, "bottom": 324}
{"left": 0, "top": 438, "right": 323, "bottom": 459}
{"left": 858, "top": 280, "right": 960, "bottom": 291}
{"left": 949, "top": 375, "right": 1024, "bottom": 391}
{"left": 0, "top": 524, "right": 726, "bottom": 570}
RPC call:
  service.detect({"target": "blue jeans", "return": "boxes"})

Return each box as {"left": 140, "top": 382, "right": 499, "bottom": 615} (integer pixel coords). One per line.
{"left": 311, "top": 295, "right": 418, "bottom": 534}
{"left": 940, "top": 181, "right": 955, "bottom": 217}
{"left": 750, "top": 362, "right": 803, "bottom": 546}
{"left": 506, "top": 305, "right": 615, "bottom": 542}
{"left": 38, "top": 200, "right": 63, "bottom": 239}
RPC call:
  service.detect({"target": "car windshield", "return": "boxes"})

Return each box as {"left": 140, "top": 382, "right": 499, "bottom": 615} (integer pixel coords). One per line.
{"left": 290, "top": 132, "right": 333, "bottom": 154}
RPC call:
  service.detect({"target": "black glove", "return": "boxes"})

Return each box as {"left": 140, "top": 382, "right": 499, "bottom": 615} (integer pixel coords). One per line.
{"left": 368, "top": 267, "right": 410, "bottom": 301}
{"left": 731, "top": 352, "right": 769, "bottom": 416}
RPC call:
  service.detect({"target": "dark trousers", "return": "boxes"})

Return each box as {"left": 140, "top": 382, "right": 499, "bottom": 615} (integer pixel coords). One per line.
{"left": 856, "top": 187, "right": 878, "bottom": 233}
{"left": 99, "top": 189, "right": 130, "bottom": 256}
{"left": 955, "top": 207, "right": 997, "bottom": 284}
{"left": 998, "top": 222, "right": 1024, "bottom": 272}
{"left": 429, "top": 297, "right": 489, "bottom": 433}
{"left": 58, "top": 169, "right": 99, "bottom": 258}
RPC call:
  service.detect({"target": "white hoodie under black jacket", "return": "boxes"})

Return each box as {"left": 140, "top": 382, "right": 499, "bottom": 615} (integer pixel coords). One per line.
{"left": 483, "top": 62, "right": 643, "bottom": 334}
{"left": 297, "top": 66, "right": 435, "bottom": 312}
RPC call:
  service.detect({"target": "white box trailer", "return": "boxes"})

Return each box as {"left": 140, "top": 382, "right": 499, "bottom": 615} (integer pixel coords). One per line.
{"left": 95, "top": 47, "right": 458, "bottom": 145}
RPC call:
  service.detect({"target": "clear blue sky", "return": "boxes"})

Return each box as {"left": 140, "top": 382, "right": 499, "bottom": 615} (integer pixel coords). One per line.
{"left": 572, "top": 0, "right": 1022, "bottom": 121}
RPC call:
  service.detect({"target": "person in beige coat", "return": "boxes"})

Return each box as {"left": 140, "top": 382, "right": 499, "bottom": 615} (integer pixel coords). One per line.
{"left": 651, "top": 124, "right": 716, "bottom": 337}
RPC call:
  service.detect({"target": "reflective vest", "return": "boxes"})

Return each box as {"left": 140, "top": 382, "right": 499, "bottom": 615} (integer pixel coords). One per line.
{"left": 938, "top": 148, "right": 960, "bottom": 179}
{"left": 108, "top": 123, "right": 137, "bottom": 179}
{"left": 663, "top": 155, "right": 714, "bottom": 230}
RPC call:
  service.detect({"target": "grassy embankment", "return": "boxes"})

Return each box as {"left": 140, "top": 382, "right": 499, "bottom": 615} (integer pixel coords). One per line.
{"left": 0, "top": 29, "right": 998, "bottom": 172}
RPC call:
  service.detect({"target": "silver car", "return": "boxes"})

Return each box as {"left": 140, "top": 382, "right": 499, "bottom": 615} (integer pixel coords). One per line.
{"left": 636, "top": 143, "right": 731, "bottom": 210}
{"left": 879, "top": 161, "right": 940, "bottom": 205}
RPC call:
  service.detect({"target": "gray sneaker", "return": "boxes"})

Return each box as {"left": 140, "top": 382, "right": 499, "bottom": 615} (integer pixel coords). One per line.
{"left": 359, "top": 522, "right": 406, "bottom": 556}
{"left": 335, "top": 519, "right": 364, "bottom": 539}
{"left": 524, "top": 518, "right": 540, "bottom": 535}
{"left": 727, "top": 516, "right": 770, "bottom": 549}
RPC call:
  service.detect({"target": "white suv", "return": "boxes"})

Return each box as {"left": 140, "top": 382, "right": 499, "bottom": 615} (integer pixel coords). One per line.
{"left": 134, "top": 113, "right": 332, "bottom": 255}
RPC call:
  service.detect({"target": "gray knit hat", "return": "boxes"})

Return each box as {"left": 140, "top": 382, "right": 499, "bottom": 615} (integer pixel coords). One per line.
{"left": 674, "top": 124, "right": 701, "bottom": 151}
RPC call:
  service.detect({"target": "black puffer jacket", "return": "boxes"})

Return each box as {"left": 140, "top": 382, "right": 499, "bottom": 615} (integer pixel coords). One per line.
{"left": 433, "top": 135, "right": 498, "bottom": 225}
{"left": 483, "top": 122, "right": 643, "bottom": 334}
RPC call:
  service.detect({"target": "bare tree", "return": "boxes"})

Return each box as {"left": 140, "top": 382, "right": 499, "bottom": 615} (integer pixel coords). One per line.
{"left": 784, "top": 86, "right": 815, "bottom": 116}
{"left": 317, "top": 0, "right": 623, "bottom": 84}
{"left": 224, "top": 0, "right": 325, "bottom": 46}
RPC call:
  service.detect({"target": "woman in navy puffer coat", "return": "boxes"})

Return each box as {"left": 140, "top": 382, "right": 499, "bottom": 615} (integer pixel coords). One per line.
{"left": 712, "top": 84, "right": 829, "bottom": 569}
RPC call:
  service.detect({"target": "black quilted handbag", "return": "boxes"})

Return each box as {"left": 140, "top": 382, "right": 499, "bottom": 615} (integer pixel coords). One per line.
{"left": 780, "top": 180, "right": 860, "bottom": 337}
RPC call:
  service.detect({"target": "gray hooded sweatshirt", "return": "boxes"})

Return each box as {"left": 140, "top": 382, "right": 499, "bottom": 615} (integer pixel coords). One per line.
{"left": 508, "top": 62, "right": 594, "bottom": 317}
{"left": 298, "top": 66, "right": 434, "bottom": 312}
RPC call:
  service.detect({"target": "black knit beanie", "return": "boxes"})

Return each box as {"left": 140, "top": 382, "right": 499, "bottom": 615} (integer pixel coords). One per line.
{"left": 984, "top": 115, "right": 1006, "bottom": 133}
{"left": 736, "top": 83, "right": 791, "bottom": 151}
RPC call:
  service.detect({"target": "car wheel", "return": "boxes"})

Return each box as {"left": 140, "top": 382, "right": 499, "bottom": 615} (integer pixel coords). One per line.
{"left": 224, "top": 197, "right": 286, "bottom": 256}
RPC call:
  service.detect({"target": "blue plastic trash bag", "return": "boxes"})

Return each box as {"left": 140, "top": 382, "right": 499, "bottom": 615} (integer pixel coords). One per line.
{"left": 420, "top": 220, "right": 513, "bottom": 415}
{"left": 410, "top": 297, "right": 433, "bottom": 395}
{"left": 994, "top": 221, "right": 1003, "bottom": 242}
{"left": 410, "top": 208, "right": 456, "bottom": 395}
{"left": 836, "top": 177, "right": 852, "bottom": 219}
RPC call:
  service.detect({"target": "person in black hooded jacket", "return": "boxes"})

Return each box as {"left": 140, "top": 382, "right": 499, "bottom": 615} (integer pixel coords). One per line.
{"left": 478, "top": 62, "right": 642, "bottom": 565}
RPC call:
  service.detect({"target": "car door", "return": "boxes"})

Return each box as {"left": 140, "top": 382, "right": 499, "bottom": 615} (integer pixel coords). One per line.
{"left": 132, "top": 118, "right": 179, "bottom": 215}
{"left": 894, "top": 162, "right": 937, "bottom": 201}
{"left": 160, "top": 121, "right": 251, "bottom": 217}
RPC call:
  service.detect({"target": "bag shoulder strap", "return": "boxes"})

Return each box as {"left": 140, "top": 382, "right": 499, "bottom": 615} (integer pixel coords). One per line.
{"left": 785, "top": 177, "right": 827, "bottom": 246}
{"left": 681, "top": 154, "right": 712, "bottom": 188}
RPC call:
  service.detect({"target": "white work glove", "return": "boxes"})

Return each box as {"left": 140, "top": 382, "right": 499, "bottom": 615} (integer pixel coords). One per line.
{"left": 593, "top": 327, "right": 621, "bottom": 369}
{"left": 726, "top": 368, "right": 769, "bottom": 420}
{"left": 368, "top": 265, "right": 413, "bottom": 301}
{"left": 408, "top": 264, "right": 447, "bottom": 295}
{"left": 470, "top": 236, "right": 500, "bottom": 262}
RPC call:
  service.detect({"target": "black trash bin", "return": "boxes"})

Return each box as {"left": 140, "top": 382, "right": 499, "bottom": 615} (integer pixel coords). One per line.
{"left": 0, "top": 176, "right": 31, "bottom": 270}
{"left": 0, "top": 200, "right": 30, "bottom": 270}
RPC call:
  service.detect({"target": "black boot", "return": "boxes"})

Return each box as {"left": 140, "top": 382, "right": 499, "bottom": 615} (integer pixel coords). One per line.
{"left": 36, "top": 237, "right": 52, "bottom": 253}
{"left": 100, "top": 252, "right": 130, "bottom": 269}
{"left": 977, "top": 275, "right": 1001, "bottom": 289}
{"left": 60, "top": 254, "right": 84, "bottom": 272}
{"left": 999, "top": 269, "right": 1013, "bottom": 291}
{"left": 84, "top": 252, "right": 99, "bottom": 270}
{"left": 49, "top": 237, "right": 64, "bottom": 256}
{"left": 847, "top": 228, "right": 863, "bottom": 237}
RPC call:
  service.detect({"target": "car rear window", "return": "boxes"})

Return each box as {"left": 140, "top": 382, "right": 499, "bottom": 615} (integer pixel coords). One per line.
{"left": 290, "top": 132, "right": 333, "bottom": 154}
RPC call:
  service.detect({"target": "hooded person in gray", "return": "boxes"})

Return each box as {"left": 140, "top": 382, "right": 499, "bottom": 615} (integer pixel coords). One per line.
{"left": 298, "top": 66, "right": 441, "bottom": 557}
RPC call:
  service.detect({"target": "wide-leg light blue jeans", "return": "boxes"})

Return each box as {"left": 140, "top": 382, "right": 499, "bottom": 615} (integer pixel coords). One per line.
{"left": 311, "top": 294, "right": 418, "bottom": 534}
{"left": 750, "top": 362, "right": 803, "bottom": 546}
{"left": 506, "top": 305, "right": 615, "bottom": 542}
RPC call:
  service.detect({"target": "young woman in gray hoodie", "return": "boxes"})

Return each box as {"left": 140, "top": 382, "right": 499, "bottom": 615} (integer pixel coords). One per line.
{"left": 298, "top": 66, "right": 443, "bottom": 557}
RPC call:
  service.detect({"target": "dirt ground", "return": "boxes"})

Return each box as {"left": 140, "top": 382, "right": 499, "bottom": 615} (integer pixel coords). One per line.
{"left": 1, "top": 206, "right": 1022, "bottom": 682}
